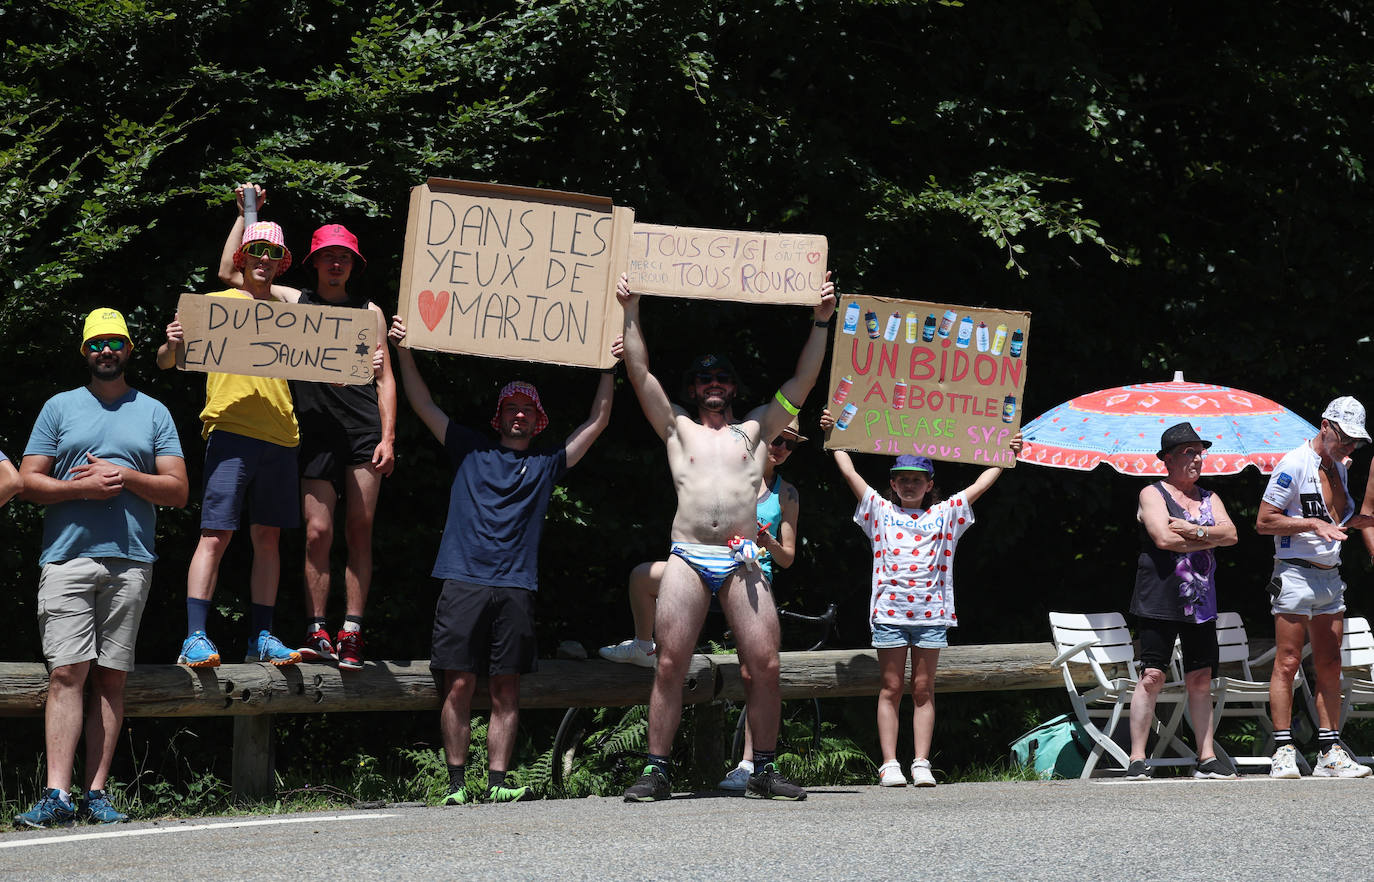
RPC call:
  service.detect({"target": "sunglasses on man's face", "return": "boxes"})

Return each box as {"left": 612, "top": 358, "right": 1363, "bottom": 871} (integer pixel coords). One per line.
{"left": 1330, "top": 423, "right": 1366, "bottom": 449}
{"left": 769, "top": 436, "right": 798, "bottom": 451}
{"left": 694, "top": 371, "right": 735, "bottom": 385}
{"left": 242, "top": 241, "right": 285, "bottom": 260}
{"left": 86, "top": 338, "right": 127, "bottom": 353}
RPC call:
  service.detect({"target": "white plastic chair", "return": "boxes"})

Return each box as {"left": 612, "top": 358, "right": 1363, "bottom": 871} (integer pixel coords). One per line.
{"left": 1049, "top": 611, "right": 1194, "bottom": 777}
{"left": 1337, "top": 616, "right": 1374, "bottom": 762}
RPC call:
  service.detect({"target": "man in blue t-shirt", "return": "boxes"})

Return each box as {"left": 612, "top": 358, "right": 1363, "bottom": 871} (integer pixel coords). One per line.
{"left": 15, "top": 308, "right": 188, "bottom": 828}
{"left": 388, "top": 316, "right": 616, "bottom": 805}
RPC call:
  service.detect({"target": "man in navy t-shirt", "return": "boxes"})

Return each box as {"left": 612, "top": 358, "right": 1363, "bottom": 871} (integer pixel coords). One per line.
{"left": 388, "top": 316, "right": 616, "bottom": 804}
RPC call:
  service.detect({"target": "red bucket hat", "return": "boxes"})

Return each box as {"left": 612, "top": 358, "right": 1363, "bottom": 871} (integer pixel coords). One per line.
{"left": 305, "top": 223, "right": 366, "bottom": 268}
{"left": 233, "top": 221, "right": 293, "bottom": 277}
{"left": 491, "top": 381, "right": 549, "bottom": 436}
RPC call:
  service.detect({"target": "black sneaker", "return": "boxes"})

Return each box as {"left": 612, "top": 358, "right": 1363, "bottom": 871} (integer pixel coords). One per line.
{"left": 623, "top": 765, "right": 671, "bottom": 802}
{"left": 1124, "top": 759, "right": 1152, "bottom": 781}
{"left": 1193, "top": 757, "right": 1238, "bottom": 780}
{"left": 745, "top": 762, "right": 807, "bottom": 801}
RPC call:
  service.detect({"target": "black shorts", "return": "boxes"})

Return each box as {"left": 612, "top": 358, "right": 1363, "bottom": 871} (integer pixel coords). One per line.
{"left": 1136, "top": 617, "right": 1218, "bottom": 676}
{"left": 430, "top": 579, "right": 537, "bottom": 676}
{"left": 299, "top": 428, "right": 381, "bottom": 487}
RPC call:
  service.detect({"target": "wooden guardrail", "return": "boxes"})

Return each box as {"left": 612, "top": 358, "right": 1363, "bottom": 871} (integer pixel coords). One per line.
{"left": 0, "top": 643, "right": 1091, "bottom": 797}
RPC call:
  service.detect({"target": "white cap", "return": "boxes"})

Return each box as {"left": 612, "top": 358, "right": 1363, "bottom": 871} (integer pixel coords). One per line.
{"left": 1322, "top": 396, "right": 1371, "bottom": 442}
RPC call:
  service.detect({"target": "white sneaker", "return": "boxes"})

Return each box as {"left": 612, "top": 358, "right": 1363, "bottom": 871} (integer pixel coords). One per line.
{"left": 597, "top": 639, "right": 656, "bottom": 668}
{"left": 910, "top": 759, "right": 937, "bottom": 787}
{"left": 1269, "top": 744, "right": 1301, "bottom": 779}
{"left": 1314, "top": 744, "right": 1373, "bottom": 778}
{"left": 718, "top": 762, "right": 752, "bottom": 791}
{"left": 877, "top": 760, "right": 907, "bottom": 787}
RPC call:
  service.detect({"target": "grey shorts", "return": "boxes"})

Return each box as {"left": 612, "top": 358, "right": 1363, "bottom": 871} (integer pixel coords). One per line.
{"left": 1268, "top": 560, "right": 1346, "bottom": 618}
{"left": 37, "top": 557, "right": 153, "bottom": 671}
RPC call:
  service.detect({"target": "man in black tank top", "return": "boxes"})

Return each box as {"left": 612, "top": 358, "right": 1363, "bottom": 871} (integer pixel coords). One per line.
{"left": 290, "top": 225, "right": 395, "bottom": 670}
{"left": 216, "top": 200, "right": 396, "bottom": 672}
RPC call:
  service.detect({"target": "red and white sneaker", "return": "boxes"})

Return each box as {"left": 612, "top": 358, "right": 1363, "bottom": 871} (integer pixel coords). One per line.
{"left": 298, "top": 628, "right": 335, "bottom": 662}
{"left": 336, "top": 629, "right": 365, "bottom": 671}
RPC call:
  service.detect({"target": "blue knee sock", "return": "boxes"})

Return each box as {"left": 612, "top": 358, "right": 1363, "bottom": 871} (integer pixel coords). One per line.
{"left": 251, "top": 603, "right": 275, "bottom": 635}
{"left": 187, "top": 598, "right": 212, "bottom": 636}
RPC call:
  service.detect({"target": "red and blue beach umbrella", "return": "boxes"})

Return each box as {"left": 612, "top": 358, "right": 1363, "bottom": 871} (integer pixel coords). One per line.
{"left": 1017, "top": 372, "right": 1318, "bottom": 476}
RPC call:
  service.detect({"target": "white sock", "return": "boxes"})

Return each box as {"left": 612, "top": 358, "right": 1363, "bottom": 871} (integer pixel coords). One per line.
{"left": 738, "top": 760, "right": 755, "bottom": 774}
{"left": 634, "top": 639, "right": 654, "bottom": 651}
{"left": 342, "top": 620, "right": 362, "bottom": 633}
{"left": 55, "top": 788, "right": 71, "bottom": 804}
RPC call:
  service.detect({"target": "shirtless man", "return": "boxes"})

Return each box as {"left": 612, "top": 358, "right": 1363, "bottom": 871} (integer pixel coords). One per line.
{"left": 616, "top": 271, "right": 835, "bottom": 802}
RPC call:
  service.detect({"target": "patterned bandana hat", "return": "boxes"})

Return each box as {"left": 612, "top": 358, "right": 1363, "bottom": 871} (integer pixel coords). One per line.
{"left": 491, "top": 381, "right": 549, "bottom": 436}
{"left": 233, "top": 221, "right": 293, "bottom": 276}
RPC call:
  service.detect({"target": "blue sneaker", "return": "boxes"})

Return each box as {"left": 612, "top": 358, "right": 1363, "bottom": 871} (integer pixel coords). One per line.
{"left": 177, "top": 630, "right": 221, "bottom": 668}
{"left": 246, "top": 630, "right": 301, "bottom": 666}
{"left": 78, "top": 789, "right": 128, "bottom": 824}
{"left": 15, "top": 789, "right": 76, "bottom": 828}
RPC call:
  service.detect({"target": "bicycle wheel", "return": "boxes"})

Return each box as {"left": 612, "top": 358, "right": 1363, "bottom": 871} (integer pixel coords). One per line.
{"left": 551, "top": 707, "right": 587, "bottom": 792}
{"left": 550, "top": 705, "right": 651, "bottom": 794}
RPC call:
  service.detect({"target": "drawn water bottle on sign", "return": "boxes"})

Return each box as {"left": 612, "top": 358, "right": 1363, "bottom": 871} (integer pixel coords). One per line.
{"left": 1010, "top": 328, "right": 1024, "bottom": 358}
{"left": 892, "top": 380, "right": 908, "bottom": 410}
{"left": 921, "top": 313, "right": 937, "bottom": 342}
{"left": 841, "top": 301, "right": 861, "bottom": 335}
{"left": 905, "top": 312, "right": 919, "bottom": 344}
{"left": 1002, "top": 394, "right": 1017, "bottom": 424}
{"left": 975, "top": 321, "right": 990, "bottom": 353}
{"left": 991, "top": 323, "right": 1008, "bottom": 356}
{"left": 883, "top": 312, "right": 901, "bottom": 342}
{"left": 836, "top": 403, "right": 859, "bottom": 431}
{"left": 831, "top": 375, "right": 854, "bottom": 408}
{"left": 955, "top": 316, "right": 974, "bottom": 348}
{"left": 937, "top": 309, "right": 957, "bottom": 339}
{"left": 865, "top": 310, "right": 880, "bottom": 339}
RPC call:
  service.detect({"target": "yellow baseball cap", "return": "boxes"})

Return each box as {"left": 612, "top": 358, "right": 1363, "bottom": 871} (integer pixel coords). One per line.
{"left": 81, "top": 308, "right": 131, "bottom": 347}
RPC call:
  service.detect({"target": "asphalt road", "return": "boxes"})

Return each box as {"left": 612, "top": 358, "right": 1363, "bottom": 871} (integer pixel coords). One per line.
{"left": 5, "top": 777, "right": 1374, "bottom": 880}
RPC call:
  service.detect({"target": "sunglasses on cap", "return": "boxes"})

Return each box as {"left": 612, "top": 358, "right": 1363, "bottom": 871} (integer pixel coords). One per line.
{"left": 86, "top": 338, "right": 127, "bottom": 353}
{"left": 242, "top": 241, "right": 286, "bottom": 260}
{"left": 769, "top": 436, "right": 798, "bottom": 451}
{"left": 695, "top": 371, "right": 735, "bottom": 385}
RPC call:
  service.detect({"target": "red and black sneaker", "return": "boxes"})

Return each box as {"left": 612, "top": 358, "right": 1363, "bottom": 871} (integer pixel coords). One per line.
{"left": 336, "top": 629, "right": 365, "bottom": 671}
{"left": 298, "top": 628, "right": 335, "bottom": 662}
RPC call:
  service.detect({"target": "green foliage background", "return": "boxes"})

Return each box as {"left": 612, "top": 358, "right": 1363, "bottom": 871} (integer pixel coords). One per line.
{"left": 4, "top": 0, "right": 1374, "bottom": 790}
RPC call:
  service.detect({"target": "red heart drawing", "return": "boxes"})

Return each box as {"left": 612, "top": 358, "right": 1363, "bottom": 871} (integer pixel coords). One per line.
{"left": 806, "top": 252, "right": 821, "bottom": 264}
{"left": 418, "top": 290, "right": 447, "bottom": 331}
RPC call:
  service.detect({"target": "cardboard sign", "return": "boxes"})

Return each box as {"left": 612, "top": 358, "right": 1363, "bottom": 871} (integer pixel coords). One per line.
{"left": 823, "top": 297, "right": 1031, "bottom": 467}
{"left": 626, "top": 223, "right": 827, "bottom": 305}
{"left": 396, "top": 178, "right": 632, "bottom": 369}
{"left": 175, "top": 293, "right": 376, "bottom": 384}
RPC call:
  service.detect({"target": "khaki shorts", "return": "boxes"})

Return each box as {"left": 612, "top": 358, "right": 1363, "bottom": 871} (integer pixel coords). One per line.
{"left": 37, "top": 557, "right": 153, "bottom": 671}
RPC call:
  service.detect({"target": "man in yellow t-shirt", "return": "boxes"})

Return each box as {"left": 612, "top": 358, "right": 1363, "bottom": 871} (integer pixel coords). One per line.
{"left": 158, "top": 211, "right": 302, "bottom": 668}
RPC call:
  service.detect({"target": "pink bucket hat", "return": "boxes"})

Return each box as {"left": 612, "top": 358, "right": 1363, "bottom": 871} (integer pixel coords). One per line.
{"left": 233, "top": 221, "right": 293, "bottom": 276}
{"left": 305, "top": 223, "right": 366, "bottom": 268}
{"left": 491, "top": 381, "right": 549, "bottom": 436}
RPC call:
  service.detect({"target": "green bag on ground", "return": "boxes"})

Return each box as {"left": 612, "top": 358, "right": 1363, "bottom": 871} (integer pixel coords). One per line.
{"left": 1010, "top": 714, "right": 1092, "bottom": 779}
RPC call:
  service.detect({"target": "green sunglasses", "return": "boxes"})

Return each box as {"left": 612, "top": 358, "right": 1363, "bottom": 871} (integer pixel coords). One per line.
{"left": 242, "top": 241, "right": 286, "bottom": 260}
{"left": 86, "top": 338, "right": 127, "bottom": 353}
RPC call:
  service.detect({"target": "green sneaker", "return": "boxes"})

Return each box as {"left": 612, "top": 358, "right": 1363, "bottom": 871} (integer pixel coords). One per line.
{"left": 487, "top": 783, "right": 528, "bottom": 803}
{"left": 441, "top": 787, "right": 469, "bottom": 805}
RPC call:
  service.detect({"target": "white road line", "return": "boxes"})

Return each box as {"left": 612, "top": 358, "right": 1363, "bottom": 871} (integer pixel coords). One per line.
{"left": 0, "top": 812, "right": 396, "bottom": 849}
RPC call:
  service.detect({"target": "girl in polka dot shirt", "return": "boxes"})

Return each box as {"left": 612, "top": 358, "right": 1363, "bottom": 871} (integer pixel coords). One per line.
{"left": 821, "top": 409, "right": 1021, "bottom": 787}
